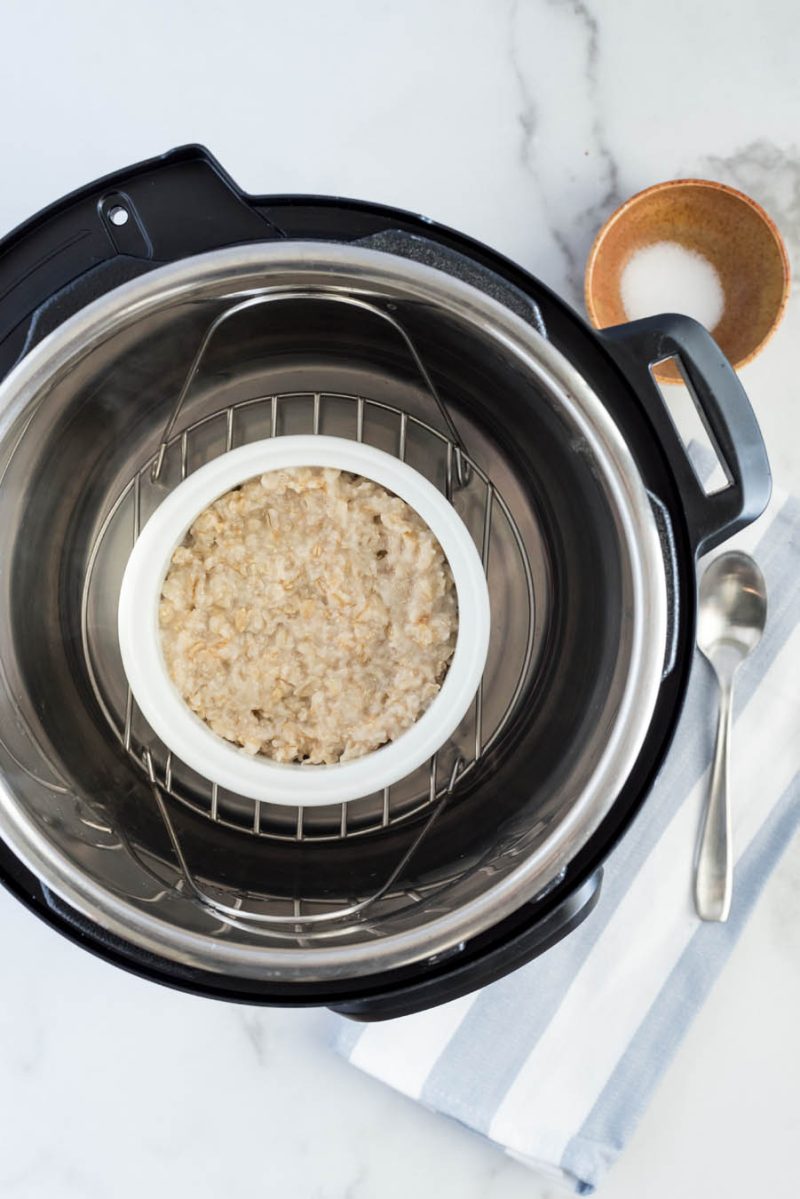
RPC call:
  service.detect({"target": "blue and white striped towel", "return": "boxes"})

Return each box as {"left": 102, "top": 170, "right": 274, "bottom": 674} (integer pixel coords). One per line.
{"left": 336, "top": 450, "right": 800, "bottom": 1193}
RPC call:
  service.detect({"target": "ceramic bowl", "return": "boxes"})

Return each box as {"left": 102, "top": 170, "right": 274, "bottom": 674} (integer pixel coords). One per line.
{"left": 118, "top": 435, "right": 491, "bottom": 806}
{"left": 585, "top": 179, "right": 790, "bottom": 382}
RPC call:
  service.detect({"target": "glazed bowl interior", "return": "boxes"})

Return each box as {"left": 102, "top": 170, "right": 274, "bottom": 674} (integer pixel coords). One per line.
{"left": 585, "top": 178, "right": 790, "bottom": 379}
{"left": 0, "top": 246, "right": 664, "bottom": 979}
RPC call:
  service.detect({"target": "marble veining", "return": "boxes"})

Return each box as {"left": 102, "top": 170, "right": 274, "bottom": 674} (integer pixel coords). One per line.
{"left": 508, "top": 1, "right": 538, "bottom": 171}
{"left": 693, "top": 138, "right": 800, "bottom": 264}
{"left": 508, "top": 0, "right": 625, "bottom": 304}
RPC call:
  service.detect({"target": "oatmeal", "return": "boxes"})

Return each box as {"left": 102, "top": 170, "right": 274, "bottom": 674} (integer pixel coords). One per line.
{"left": 159, "top": 467, "right": 458, "bottom": 764}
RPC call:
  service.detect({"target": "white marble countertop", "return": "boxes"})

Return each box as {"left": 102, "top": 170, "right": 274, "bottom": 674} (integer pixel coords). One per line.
{"left": 0, "top": 1, "right": 798, "bottom": 1195}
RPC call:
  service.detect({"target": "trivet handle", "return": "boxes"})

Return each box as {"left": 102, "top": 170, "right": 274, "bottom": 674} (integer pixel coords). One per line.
{"left": 354, "top": 229, "right": 546, "bottom": 336}
{"left": 600, "top": 315, "right": 771, "bottom": 555}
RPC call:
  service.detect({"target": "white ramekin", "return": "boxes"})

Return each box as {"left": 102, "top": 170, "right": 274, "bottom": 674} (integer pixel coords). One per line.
{"left": 117, "top": 435, "right": 491, "bottom": 806}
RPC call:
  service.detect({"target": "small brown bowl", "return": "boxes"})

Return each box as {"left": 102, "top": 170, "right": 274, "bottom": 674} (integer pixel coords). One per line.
{"left": 585, "top": 179, "right": 790, "bottom": 382}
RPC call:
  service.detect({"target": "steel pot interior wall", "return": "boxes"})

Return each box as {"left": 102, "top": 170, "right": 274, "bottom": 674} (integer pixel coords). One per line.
{"left": 0, "top": 248, "right": 661, "bottom": 979}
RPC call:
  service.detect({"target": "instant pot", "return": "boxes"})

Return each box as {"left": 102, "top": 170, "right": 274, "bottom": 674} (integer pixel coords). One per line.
{"left": 0, "top": 146, "right": 770, "bottom": 1019}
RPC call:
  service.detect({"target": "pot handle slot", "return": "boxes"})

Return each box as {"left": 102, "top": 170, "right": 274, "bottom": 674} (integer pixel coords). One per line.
{"left": 355, "top": 228, "right": 546, "bottom": 336}
{"left": 647, "top": 491, "right": 680, "bottom": 677}
{"left": 600, "top": 315, "right": 771, "bottom": 555}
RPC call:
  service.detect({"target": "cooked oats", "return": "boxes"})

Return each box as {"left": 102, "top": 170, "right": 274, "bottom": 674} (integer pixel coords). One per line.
{"left": 159, "top": 467, "right": 458, "bottom": 764}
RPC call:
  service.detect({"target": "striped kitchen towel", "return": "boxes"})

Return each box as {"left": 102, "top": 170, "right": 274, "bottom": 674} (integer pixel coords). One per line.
{"left": 335, "top": 449, "right": 800, "bottom": 1193}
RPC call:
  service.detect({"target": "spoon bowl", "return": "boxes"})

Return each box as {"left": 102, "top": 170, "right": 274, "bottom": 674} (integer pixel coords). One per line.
{"left": 698, "top": 551, "right": 768, "bottom": 672}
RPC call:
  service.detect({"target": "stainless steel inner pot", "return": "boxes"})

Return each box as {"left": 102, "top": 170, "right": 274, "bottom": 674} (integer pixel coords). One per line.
{"left": 0, "top": 243, "right": 666, "bottom": 981}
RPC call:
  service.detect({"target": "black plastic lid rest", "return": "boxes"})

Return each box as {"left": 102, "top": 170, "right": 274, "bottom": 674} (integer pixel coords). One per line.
{"left": 0, "top": 145, "right": 283, "bottom": 378}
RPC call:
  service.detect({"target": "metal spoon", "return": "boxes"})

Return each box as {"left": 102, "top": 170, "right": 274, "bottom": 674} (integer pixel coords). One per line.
{"left": 695, "top": 551, "right": 767, "bottom": 922}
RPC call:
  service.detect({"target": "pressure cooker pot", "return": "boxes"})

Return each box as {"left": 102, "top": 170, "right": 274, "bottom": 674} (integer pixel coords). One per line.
{"left": 0, "top": 147, "right": 770, "bottom": 1019}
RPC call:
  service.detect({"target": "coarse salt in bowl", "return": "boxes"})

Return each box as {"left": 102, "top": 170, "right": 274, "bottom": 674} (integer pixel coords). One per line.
{"left": 118, "top": 435, "right": 491, "bottom": 806}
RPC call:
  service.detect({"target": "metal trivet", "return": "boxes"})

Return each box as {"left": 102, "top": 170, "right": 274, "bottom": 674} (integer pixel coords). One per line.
{"left": 81, "top": 293, "right": 536, "bottom": 848}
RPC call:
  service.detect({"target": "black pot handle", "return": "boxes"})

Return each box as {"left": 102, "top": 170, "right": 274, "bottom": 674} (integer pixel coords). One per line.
{"left": 600, "top": 315, "right": 771, "bottom": 555}
{"left": 330, "top": 870, "right": 602, "bottom": 1022}
{"left": 0, "top": 144, "right": 282, "bottom": 379}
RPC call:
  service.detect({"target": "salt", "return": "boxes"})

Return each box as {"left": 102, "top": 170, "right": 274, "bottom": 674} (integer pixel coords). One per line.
{"left": 620, "top": 241, "right": 725, "bottom": 331}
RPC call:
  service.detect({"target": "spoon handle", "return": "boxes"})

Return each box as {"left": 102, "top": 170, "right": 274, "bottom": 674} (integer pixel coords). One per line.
{"left": 695, "top": 676, "right": 733, "bottom": 921}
